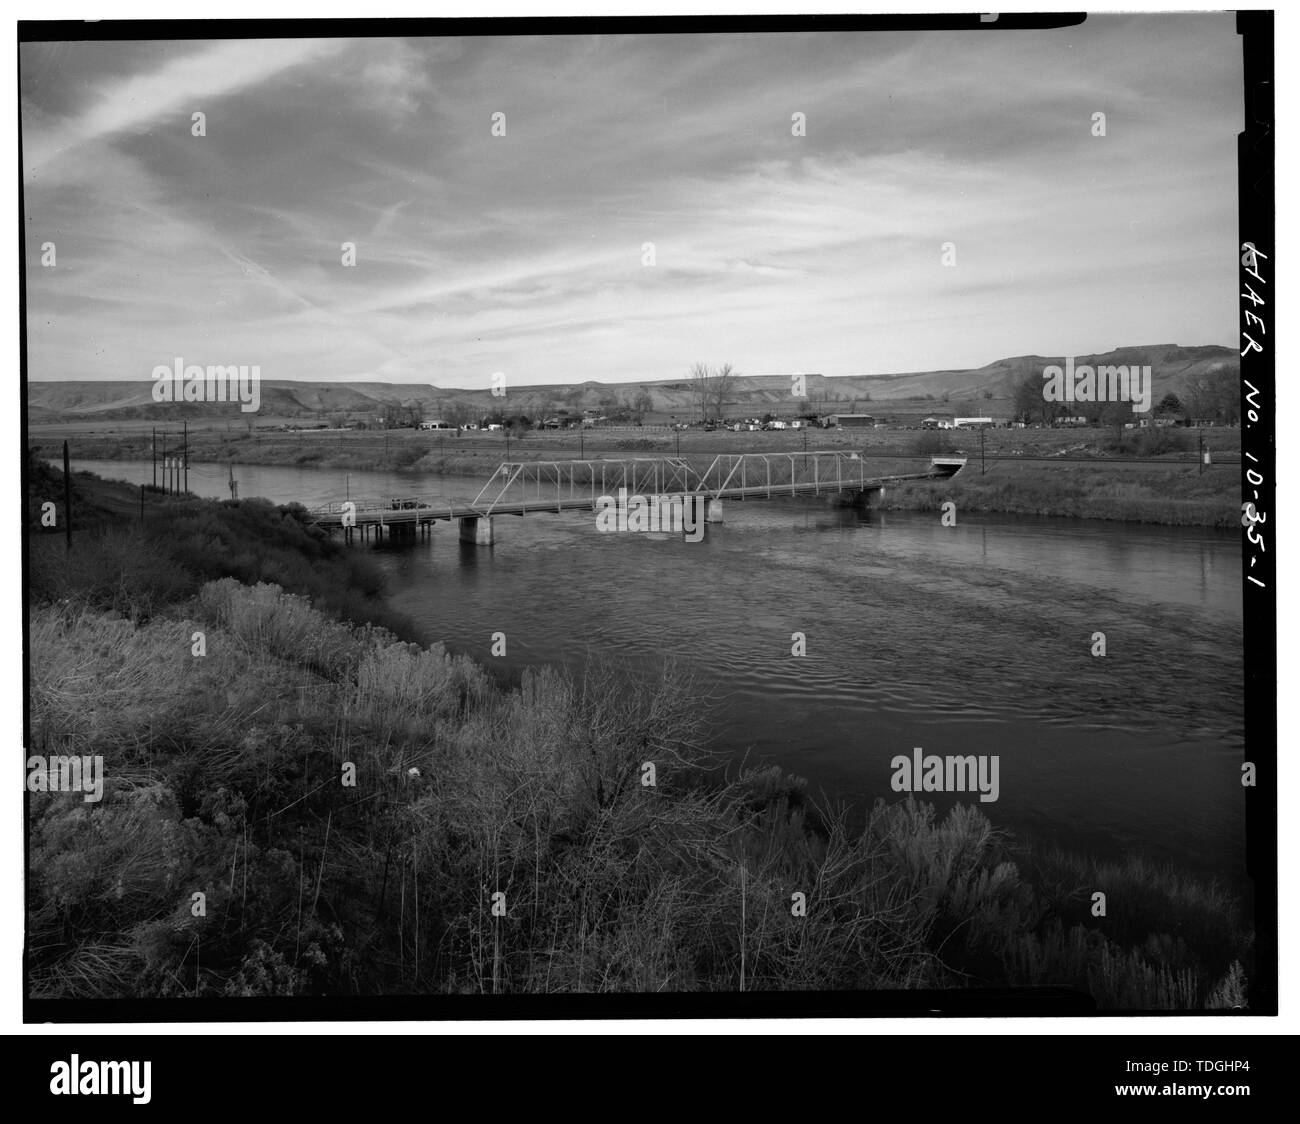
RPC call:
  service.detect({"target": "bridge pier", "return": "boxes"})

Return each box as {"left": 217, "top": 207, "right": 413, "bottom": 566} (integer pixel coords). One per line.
{"left": 459, "top": 515, "right": 494, "bottom": 545}
{"left": 705, "top": 498, "right": 724, "bottom": 524}
{"left": 849, "top": 485, "right": 886, "bottom": 510}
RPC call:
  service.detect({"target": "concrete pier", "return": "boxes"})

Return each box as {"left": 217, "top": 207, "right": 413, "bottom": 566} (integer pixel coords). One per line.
{"left": 849, "top": 484, "right": 885, "bottom": 509}
{"left": 459, "top": 515, "right": 494, "bottom": 545}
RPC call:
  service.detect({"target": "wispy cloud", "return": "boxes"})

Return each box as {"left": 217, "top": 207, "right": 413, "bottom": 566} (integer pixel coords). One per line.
{"left": 22, "top": 18, "right": 1241, "bottom": 388}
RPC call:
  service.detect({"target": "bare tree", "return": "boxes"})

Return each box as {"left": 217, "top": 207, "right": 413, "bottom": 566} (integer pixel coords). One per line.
{"left": 630, "top": 387, "right": 655, "bottom": 423}
{"left": 1013, "top": 370, "right": 1060, "bottom": 425}
{"left": 1183, "top": 365, "right": 1238, "bottom": 423}
{"left": 712, "top": 363, "right": 737, "bottom": 420}
{"left": 688, "top": 362, "right": 711, "bottom": 422}
{"left": 688, "top": 362, "right": 739, "bottom": 422}
{"left": 443, "top": 400, "right": 474, "bottom": 431}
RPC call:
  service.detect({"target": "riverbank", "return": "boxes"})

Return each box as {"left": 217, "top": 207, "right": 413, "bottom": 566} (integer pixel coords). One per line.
{"left": 25, "top": 462, "right": 1254, "bottom": 1005}
{"left": 881, "top": 460, "right": 1240, "bottom": 528}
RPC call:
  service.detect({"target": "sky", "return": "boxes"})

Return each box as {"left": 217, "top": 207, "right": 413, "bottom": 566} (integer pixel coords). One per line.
{"left": 21, "top": 17, "right": 1244, "bottom": 389}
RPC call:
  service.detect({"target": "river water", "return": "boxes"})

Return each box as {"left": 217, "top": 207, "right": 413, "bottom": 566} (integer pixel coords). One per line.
{"left": 69, "top": 457, "right": 1247, "bottom": 884}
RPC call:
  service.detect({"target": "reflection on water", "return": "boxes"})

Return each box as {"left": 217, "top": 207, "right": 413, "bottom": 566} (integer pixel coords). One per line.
{"left": 68, "top": 458, "right": 1246, "bottom": 882}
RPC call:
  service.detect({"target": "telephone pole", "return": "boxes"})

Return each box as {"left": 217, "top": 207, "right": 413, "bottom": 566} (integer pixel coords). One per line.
{"left": 62, "top": 440, "right": 72, "bottom": 551}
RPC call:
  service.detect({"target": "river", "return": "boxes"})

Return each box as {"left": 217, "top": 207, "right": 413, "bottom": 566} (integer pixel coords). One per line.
{"left": 68, "top": 457, "right": 1247, "bottom": 885}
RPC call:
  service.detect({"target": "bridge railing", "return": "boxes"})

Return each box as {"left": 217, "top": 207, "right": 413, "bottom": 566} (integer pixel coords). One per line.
{"left": 693, "top": 450, "right": 871, "bottom": 496}
{"left": 469, "top": 458, "right": 701, "bottom": 514}
{"left": 306, "top": 495, "right": 442, "bottom": 517}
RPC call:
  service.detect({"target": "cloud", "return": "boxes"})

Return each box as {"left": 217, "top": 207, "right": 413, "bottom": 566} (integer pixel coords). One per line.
{"left": 22, "top": 19, "right": 1242, "bottom": 388}
{"left": 23, "top": 38, "right": 349, "bottom": 177}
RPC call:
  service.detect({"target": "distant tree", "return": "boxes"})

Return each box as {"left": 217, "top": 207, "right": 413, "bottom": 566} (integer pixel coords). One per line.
{"left": 1183, "top": 364, "right": 1239, "bottom": 424}
{"left": 631, "top": 387, "right": 655, "bottom": 423}
{"left": 1012, "top": 371, "right": 1059, "bottom": 425}
{"left": 688, "top": 362, "right": 738, "bottom": 422}
{"left": 1209, "top": 365, "right": 1240, "bottom": 424}
{"left": 1157, "top": 392, "right": 1183, "bottom": 416}
{"left": 443, "top": 400, "right": 474, "bottom": 431}
{"left": 1094, "top": 398, "right": 1131, "bottom": 440}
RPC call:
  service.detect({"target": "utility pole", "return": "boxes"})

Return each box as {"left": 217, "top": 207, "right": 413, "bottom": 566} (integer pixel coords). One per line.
{"left": 1198, "top": 430, "right": 1204, "bottom": 475}
{"left": 981, "top": 425, "right": 986, "bottom": 475}
{"left": 183, "top": 420, "right": 189, "bottom": 495}
{"left": 62, "top": 440, "right": 72, "bottom": 552}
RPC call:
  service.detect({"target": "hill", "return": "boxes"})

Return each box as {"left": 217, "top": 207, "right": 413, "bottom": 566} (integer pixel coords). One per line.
{"left": 26, "top": 343, "right": 1237, "bottom": 423}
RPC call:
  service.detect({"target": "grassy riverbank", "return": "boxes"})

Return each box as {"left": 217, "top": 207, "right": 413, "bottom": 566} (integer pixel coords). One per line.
{"left": 25, "top": 463, "right": 1254, "bottom": 1005}
{"left": 881, "top": 460, "right": 1240, "bottom": 528}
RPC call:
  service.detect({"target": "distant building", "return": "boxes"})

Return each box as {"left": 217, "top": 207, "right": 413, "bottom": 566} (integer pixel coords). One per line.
{"left": 419, "top": 419, "right": 452, "bottom": 430}
{"left": 954, "top": 417, "right": 994, "bottom": 429}
{"left": 832, "top": 414, "right": 875, "bottom": 428}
